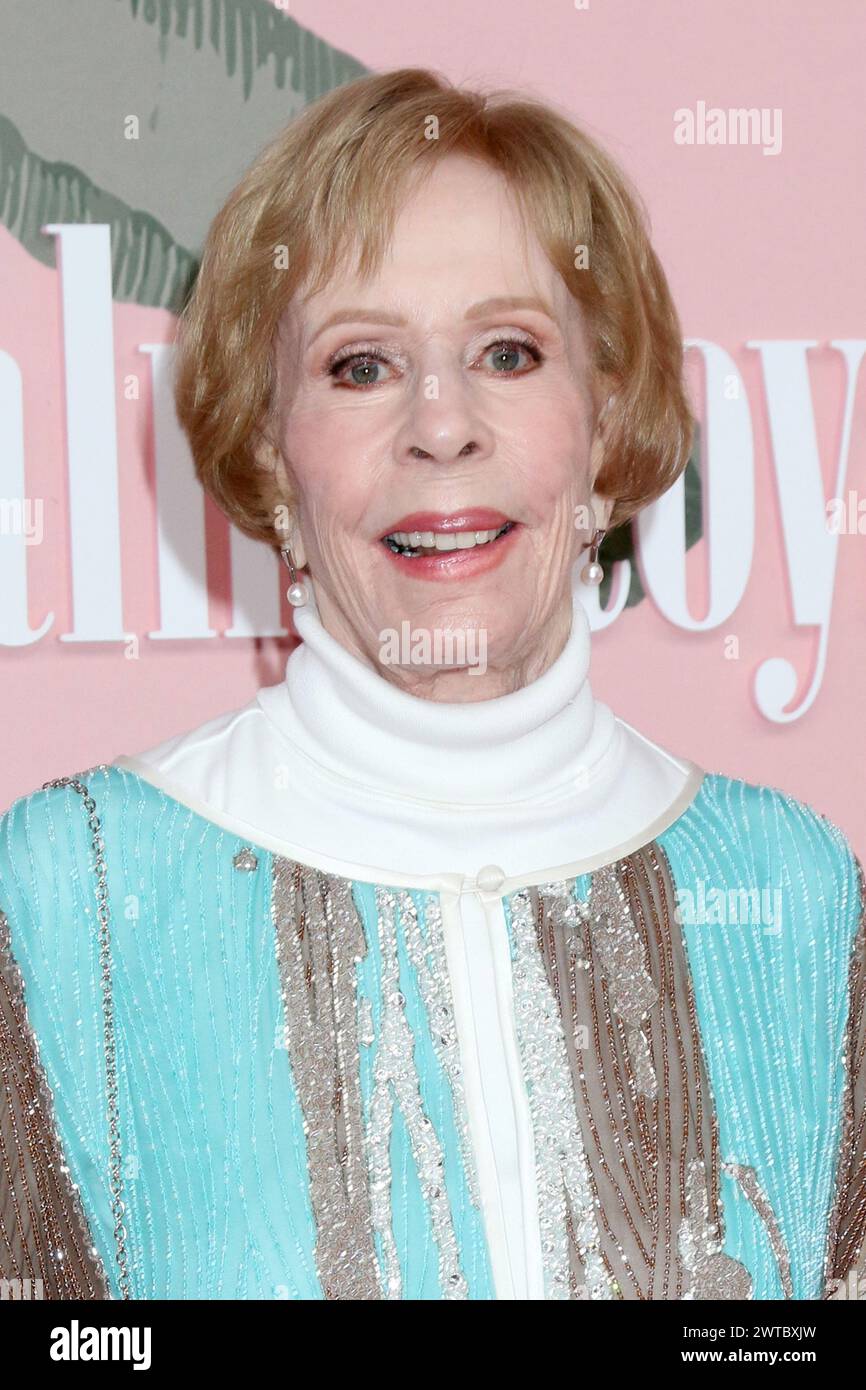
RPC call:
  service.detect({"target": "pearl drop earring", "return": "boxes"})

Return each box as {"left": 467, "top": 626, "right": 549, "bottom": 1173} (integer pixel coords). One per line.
{"left": 580, "top": 528, "right": 606, "bottom": 587}
{"left": 279, "top": 546, "right": 310, "bottom": 607}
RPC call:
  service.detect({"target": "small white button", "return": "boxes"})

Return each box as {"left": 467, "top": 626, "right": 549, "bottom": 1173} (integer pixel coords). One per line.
{"left": 475, "top": 863, "right": 505, "bottom": 893}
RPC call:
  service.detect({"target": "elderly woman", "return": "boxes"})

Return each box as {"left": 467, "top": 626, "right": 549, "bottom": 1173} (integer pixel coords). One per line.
{"left": 1, "top": 68, "right": 863, "bottom": 1303}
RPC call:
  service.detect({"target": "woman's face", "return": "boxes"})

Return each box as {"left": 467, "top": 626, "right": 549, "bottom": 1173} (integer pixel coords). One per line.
{"left": 271, "top": 153, "right": 612, "bottom": 697}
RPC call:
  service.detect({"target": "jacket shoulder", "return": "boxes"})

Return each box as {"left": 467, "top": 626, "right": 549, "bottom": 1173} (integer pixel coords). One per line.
{"left": 662, "top": 771, "right": 863, "bottom": 960}
{"left": 0, "top": 763, "right": 116, "bottom": 852}
{"left": 0, "top": 765, "right": 126, "bottom": 941}
{"left": 687, "top": 771, "right": 860, "bottom": 890}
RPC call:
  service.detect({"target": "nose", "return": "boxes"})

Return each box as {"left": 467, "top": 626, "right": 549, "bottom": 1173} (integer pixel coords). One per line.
{"left": 393, "top": 360, "right": 495, "bottom": 467}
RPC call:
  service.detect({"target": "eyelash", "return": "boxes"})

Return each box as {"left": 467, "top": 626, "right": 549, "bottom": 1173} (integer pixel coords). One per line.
{"left": 324, "top": 333, "right": 544, "bottom": 387}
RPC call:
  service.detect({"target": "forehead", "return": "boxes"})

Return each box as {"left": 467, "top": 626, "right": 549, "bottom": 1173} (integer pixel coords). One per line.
{"left": 291, "top": 154, "right": 577, "bottom": 331}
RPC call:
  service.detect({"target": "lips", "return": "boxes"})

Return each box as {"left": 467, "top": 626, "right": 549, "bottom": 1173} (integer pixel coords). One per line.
{"left": 378, "top": 506, "right": 520, "bottom": 578}
{"left": 381, "top": 507, "right": 517, "bottom": 560}
{"left": 379, "top": 508, "right": 512, "bottom": 539}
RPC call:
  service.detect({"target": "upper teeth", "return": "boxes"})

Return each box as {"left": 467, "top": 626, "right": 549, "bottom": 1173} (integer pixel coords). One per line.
{"left": 385, "top": 525, "right": 509, "bottom": 551}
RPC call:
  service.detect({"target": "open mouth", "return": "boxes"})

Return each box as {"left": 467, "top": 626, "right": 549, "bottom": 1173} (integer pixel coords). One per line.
{"left": 382, "top": 520, "right": 515, "bottom": 558}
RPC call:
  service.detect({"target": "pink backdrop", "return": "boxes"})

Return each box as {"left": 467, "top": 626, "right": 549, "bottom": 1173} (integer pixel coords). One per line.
{"left": 1, "top": 0, "right": 864, "bottom": 858}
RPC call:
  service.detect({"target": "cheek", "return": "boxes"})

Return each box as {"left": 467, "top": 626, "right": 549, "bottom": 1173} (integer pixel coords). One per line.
{"left": 281, "top": 409, "right": 382, "bottom": 538}
{"left": 508, "top": 399, "right": 592, "bottom": 512}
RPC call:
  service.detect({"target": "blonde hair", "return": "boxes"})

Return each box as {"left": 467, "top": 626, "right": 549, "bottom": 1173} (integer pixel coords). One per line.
{"left": 173, "top": 67, "right": 694, "bottom": 545}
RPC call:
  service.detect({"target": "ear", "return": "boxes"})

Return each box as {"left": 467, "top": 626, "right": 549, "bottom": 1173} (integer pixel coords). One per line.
{"left": 252, "top": 429, "right": 308, "bottom": 569}
{"left": 588, "top": 486, "right": 614, "bottom": 534}
{"left": 587, "top": 389, "right": 616, "bottom": 534}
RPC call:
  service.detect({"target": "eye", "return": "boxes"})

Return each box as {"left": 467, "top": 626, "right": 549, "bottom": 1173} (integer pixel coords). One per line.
{"left": 326, "top": 345, "right": 394, "bottom": 389}
{"left": 477, "top": 336, "right": 543, "bottom": 375}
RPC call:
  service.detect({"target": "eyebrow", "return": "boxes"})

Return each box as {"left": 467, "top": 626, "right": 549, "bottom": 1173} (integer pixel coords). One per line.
{"left": 307, "top": 295, "right": 555, "bottom": 346}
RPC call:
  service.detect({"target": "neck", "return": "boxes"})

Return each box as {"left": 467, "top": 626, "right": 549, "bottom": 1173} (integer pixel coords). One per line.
{"left": 281, "top": 565, "right": 612, "bottom": 804}
{"left": 308, "top": 581, "right": 575, "bottom": 702}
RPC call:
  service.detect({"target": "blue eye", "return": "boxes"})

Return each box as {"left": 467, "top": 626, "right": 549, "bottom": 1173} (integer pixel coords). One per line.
{"left": 481, "top": 338, "right": 541, "bottom": 373}
{"left": 325, "top": 334, "right": 543, "bottom": 389}
{"left": 327, "top": 349, "right": 392, "bottom": 388}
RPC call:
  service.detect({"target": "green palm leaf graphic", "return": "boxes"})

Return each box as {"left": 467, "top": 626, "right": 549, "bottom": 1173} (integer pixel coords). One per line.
{"left": 0, "top": 0, "right": 702, "bottom": 592}
{"left": 0, "top": 0, "right": 367, "bottom": 308}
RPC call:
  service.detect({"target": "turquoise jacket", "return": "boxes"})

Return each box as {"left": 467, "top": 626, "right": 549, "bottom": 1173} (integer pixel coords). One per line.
{"left": 0, "top": 763, "right": 863, "bottom": 1300}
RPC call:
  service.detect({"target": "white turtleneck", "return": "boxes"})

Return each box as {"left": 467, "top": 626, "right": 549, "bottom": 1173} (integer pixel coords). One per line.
{"left": 116, "top": 563, "right": 703, "bottom": 1300}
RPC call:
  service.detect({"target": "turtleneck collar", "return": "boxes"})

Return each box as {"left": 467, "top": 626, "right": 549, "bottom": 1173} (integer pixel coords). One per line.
{"left": 127, "top": 561, "right": 700, "bottom": 881}
{"left": 258, "top": 565, "right": 618, "bottom": 807}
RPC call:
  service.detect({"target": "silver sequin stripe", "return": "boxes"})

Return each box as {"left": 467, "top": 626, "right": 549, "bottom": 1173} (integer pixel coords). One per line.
{"left": 584, "top": 865, "right": 660, "bottom": 1100}
{"left": 365, "top": 888, "right": 469, "bottom": 1299}
{"left": 508, "top": 886, "right": 613, "bottom": 1299}
{"left": 722, "top": 1160, "right": 794, "bottom": 1298}
{"left": 399, "top": 890, "right": 483, "bottom": 1211}
{"left": 41, "top": 770, "right": 132, "bottom": 1300}
{"left": 678, "top": 1157, "right": 754, "bottom": 1299}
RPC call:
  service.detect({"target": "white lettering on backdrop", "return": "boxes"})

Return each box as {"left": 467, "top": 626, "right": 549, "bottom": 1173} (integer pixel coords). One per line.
{"left": 0, "top": 226, "right": 863, "bottom": 723}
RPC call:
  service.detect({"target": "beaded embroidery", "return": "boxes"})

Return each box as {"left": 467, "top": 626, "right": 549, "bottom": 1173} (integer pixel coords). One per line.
{"left": 399, "top": 890, "right": 483, "bottom": 1212}
{"left": 0, "top": 906, "right": 110, "bottom": 1298}
{"left": 2, "top": 767, "right": 865, "bottom": 1301}
{"left": 270, "top": 866, "right": 477, "bottom": 1299}
{"left": 679, "top": 1158, "right": 753, "bottom": 1299}
{"left": 270, "top": 860, "right": 380, "bottom": 1300}
{"left": 522, "top": 849, "right": 758, "bottom": 1299}
{"left": 722, "top": 1161, "right": 793, "bottom": 1298}
{"left": 585, "top": 864, "right": 659, "bottom": 1100}
{"left": 822, "top": 855, "right": 866, "bottom": 1293}
{"left": 508, "top": 885, "right": 612, "bottom": 1299}
{"left": 363, "top": 888, "right": 470, "bottom": 1299}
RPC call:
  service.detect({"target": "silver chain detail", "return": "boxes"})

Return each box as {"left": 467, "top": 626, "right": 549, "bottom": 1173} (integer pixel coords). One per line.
{"left": 42, "top": 769, "right": 132, "bottom": 1299}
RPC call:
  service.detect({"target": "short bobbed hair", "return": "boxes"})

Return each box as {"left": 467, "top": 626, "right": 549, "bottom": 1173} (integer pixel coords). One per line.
{"left": 173, "top": 67, "right": 694, "bottom": 546}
